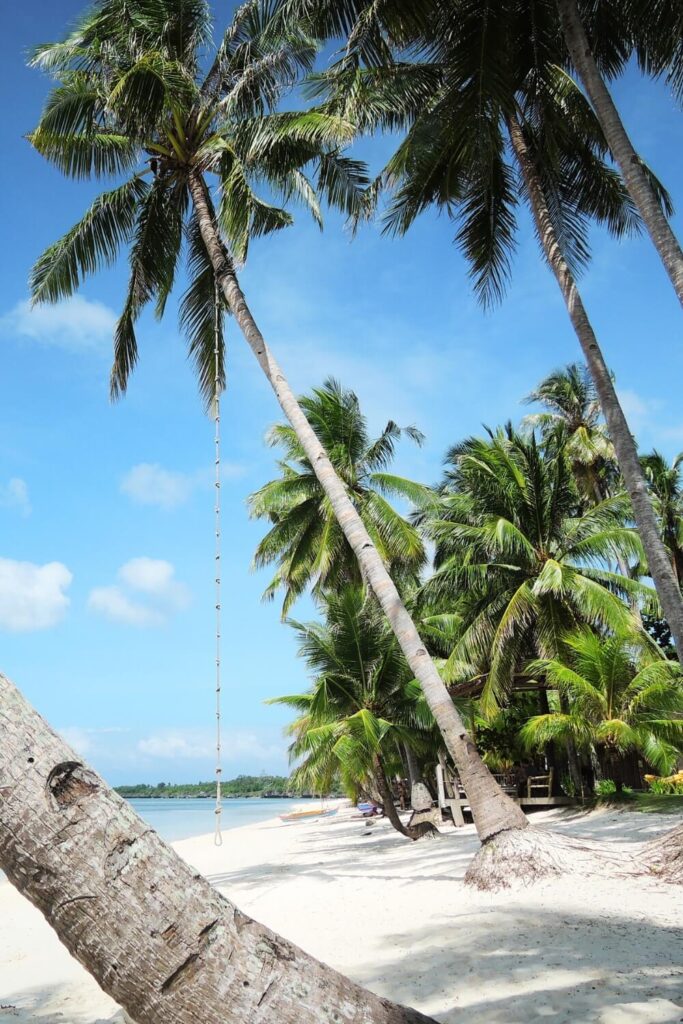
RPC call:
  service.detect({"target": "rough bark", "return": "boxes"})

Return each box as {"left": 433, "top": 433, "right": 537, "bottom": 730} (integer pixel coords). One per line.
{"left": 372, "top": 756, "right": 437, "bottom": 840}
{"left": 402, "top": 744, "right": 431, "bottom": 812}
{"left": 187, "top": 170, "right": 528, "bottom": 845}
{"left": 466, "top": 817, "right": 683, "bottom": 891}
{"left": 507, "top": 115, "right": 683, "bottom": 655}
{"left": 0, "top": 674, "right": 435, "bottom": 1024}
{"left": 556, "top": 0, "right": 683, "bottom": 308}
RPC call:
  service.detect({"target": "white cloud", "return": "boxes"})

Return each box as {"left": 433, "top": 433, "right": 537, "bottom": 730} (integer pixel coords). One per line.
{"left": 118, "top": 557, "right": 190, "bottom": 608}
{"left": 1, "top": 296, "right": 116, "bottom": 350}
{"left": 121, "top": 464, "right": 194, "bottom": 509}
{"left": 88, "top": 585, "right": 164, "bottom": 627}
{"left": 0, "top": 558, "right": 72, "bottom": 631}
{"left": 0, "top": 478, "right": 31, "bottom": 517}
{"left": 138, "top": 732, "right": 210, "bottom": 759}
{"left": 88, "top": 558, "right": 190, "bottom": 627}
{"left": 121, "top": 461, "right": 246, "bottom": 509}
{"left": 137, "top": 728, "right": 285, "bottom": 763}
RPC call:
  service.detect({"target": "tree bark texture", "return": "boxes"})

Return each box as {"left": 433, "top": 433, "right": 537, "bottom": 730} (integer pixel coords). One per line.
{"left": 556, "top": 0, "right": 683, "bottom": 308}
{"left": 507, "top": 115, "right": 683, "bottom": 655}
{"left": 187, "top": 170, "right": 528, "bottom": 844}
{"left": 0, "top": 673, "right": 435, "bottom": 1024}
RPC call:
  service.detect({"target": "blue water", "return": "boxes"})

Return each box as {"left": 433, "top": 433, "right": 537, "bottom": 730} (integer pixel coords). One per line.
{"left": 128, "top": 796, "right": 296, "bottom": 842}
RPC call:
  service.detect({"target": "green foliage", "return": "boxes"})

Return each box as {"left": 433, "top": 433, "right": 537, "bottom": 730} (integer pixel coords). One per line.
{"left": 115, "top": 775, "right": 290, "bottom": 798}
{"left": 647, "top": 777, "right": 683, "bottom": 795}
{"left": 418, "top": 425, "right": 653, "bottom": 716}
{"left": 249, "top": 378, "right": 430, "bottom": 614}
{"left": 269, "top": 586, "right": 436, "bottom": 798}
{"left": 307, "top": 1, "right": 669, "bottom": 307}
{"left": 523, "top": 627, "right": 683, "bottom": 776}
{"left": 29, "top": 0, "right": 369, "bottom": 408}
{"left": 594, "top": 779, "right": 633, "bottom": 798}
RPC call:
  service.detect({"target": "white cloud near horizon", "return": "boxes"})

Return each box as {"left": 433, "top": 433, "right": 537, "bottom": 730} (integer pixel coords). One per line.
{"left": 88, "top": 557, "right": 190, "bottom": 627}
{"left": 0, "top": 557, "right": 72, "bottom": 631}
{"left": 1, "top": 296, "right": 116, "bottom": 350}
{"left": 121, "top": 461, "right": 246, "bottom": 509}
{"left": 0, "top": 477, "right": 31, "bottom": 517}
{"left": 137, "top": 728, "right": 285, "bottom": 764}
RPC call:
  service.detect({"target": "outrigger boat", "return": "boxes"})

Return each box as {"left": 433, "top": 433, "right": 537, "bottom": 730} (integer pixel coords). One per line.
{"left": 279, "top": 805, "right": 338, "bottom": 823}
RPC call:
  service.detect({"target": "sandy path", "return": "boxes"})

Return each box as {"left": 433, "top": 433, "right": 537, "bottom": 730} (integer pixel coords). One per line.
{"left": 0, "top": 805, "right": 681, "bottom": 1023}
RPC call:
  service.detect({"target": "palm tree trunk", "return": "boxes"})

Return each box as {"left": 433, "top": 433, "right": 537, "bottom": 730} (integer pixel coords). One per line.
{"left": 0, "top": 674, "right": 433, "bottom": 1024}
{"left": 507, "top": 115, "right": 683, "bottom": 655}
{"left": 556, "top": 0, "right": 683, "bottom": 307}
{"left": 372, "top": 755, "right": 434, "bottom": 840}
{"left": 187, "top": 171, "right": 528, "bottom": 845}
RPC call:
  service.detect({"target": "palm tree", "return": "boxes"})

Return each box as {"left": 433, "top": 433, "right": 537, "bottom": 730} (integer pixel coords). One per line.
{"left": 269, "top": 586, "right": 437, "bottom": 838}
{"left": 642, "top": 450, "right": 683, "bottom": 586}
{"left": 523, "top": 363, "right": 616, "bottom": 505}
{"left": 0, "top": 673, "right": 439, "bottom": 1024}
{"left": 419, "top": 427, "right": 653, "bottom": 717}
{"left": 249, "top": 377, "right": 429, "bottom": 614}
{"left": 307, "top": 3, "right": 683, "bottom": 655}
{"left": 524, "top": 364, "right": 637, "bottom": 600}
{"left": 522, "top": 625, "right": 683, "bottom": 790}
{"left": 556, "top": 0, "right": 683, "bottom": 307}
{"left": 31, "top": 0, "right": 528, "bottom": 854}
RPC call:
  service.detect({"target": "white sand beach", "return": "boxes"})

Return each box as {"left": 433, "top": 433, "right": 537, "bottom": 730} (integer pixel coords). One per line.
{"left": 0, "top": 804, "right": 681, "bottom": 1024}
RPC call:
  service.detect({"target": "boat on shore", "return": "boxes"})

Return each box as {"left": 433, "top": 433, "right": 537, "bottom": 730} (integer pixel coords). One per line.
{"left": 279, "top": 806, "right": 338, "bottom": 823}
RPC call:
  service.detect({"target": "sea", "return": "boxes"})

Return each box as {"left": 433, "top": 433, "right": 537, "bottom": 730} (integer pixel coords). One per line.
{"left": 0, "top": 798, "right": 296, "bottom": 883}
{"left": 129, "top": 796, "right": 296, "bottom": 842}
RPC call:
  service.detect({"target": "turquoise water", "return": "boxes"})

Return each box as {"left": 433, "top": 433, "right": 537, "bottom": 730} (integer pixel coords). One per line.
{"left": 128, "top": 796, "right": 296, "bottom": 842}
{"left": 0, "top": 798, "right": 293, "bottom": 884}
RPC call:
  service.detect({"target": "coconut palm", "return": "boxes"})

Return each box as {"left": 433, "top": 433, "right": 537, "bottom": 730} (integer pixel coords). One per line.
{"left": 249, "top": 377, "right": 429, "bottom": 614}
{"left": 642, "top": 450, "right": 683, "bottom": 586}
{"left": 268, "top": 586, "right": 438, "bottom": 838}
{"left": 556, "top": 0, "right": 683, "bottom": 307}
{"left": 419, "top": 427, "right": 654, "bottom": 717}
{"left": 522, "top": 625, "right": 683, "bottom": 789}
{"left": 306, "top": 1, "right": 683, "bottom": 656}
{"left": 523, "top": 363, "right": 617, "bottom": 504}
{"left": 31, "top": 0, "right": 529, "bottom": 855}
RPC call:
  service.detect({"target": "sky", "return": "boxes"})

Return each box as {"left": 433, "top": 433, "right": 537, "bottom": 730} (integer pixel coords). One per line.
{"left": 0, "top": 1, "right": 682, "bottom": 786}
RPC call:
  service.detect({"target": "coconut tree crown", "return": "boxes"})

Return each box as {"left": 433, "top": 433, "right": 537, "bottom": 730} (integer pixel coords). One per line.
{"left": 29, "top": 0, "right": 367, "bottom": 406}
{"left": 418, "top": 426, "right": 654, "bottom": 715}
{"left": 249, "top": 377, "right": 431, "bottom": 614}
{"left": 522, "top": 625, "right": 683, "bottom": 775}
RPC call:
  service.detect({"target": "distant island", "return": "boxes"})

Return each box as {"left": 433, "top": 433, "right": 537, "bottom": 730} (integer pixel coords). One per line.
{"left": 115, "top": 774, "right": 293, "bottom": 799}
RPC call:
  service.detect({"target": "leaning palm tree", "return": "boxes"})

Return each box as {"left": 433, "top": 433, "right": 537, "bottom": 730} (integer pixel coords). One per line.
{"left": 642, "top": 450, "right": 683, "bottom": 587}
{"left": 556, "top": 0, "right": 683, "bottom": 307}
{"left": 249, "top": 377, "right": 429, "bottom": 614}
{"left": 308, "top": 2, "right": 683, "bottom": 655}
{"left": 30, "top": 0, "right": 529, "bottom": 875}
{"left": 419, "top": 427, "right": 654, "bottom": 717}
{"left": 269, "top": 585, "right": 437, "bottom": 838}
{"left": 522, "top": 625, "right": 683, "bottom": 789}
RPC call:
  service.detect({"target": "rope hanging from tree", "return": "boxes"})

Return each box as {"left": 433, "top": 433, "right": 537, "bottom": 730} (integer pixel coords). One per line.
{"left": 213, "top": 276, "right": 223, "bottom": 847}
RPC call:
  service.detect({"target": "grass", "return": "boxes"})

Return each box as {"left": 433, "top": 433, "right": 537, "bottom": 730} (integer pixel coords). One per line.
{"left": 591, "top": 791, "right": 683, "bottom": 813}
{"left": 630, "top": 792, "right": 683, "bottom": 814}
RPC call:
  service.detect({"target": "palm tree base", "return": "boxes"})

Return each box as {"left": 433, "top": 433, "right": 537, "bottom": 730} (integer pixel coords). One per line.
{"left": 646, "top": 823, "right": 683, "bottom": 884}
{"left": 464, "top": 822, "right": 683, "bottom": 891}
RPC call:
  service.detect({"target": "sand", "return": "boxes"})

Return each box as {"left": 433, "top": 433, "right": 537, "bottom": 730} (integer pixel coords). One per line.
{"left": 0, "top": 804, "right": 681, "bottom": 1023}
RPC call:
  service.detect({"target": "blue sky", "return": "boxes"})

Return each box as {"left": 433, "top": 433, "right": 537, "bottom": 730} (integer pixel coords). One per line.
{"left": 1, "top": 1, "right": 682, "bottom": 785}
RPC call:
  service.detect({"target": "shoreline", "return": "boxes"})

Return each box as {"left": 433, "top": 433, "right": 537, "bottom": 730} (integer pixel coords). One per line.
{"left": 1, "top": 804, "right": 682, "bottom": 1023}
